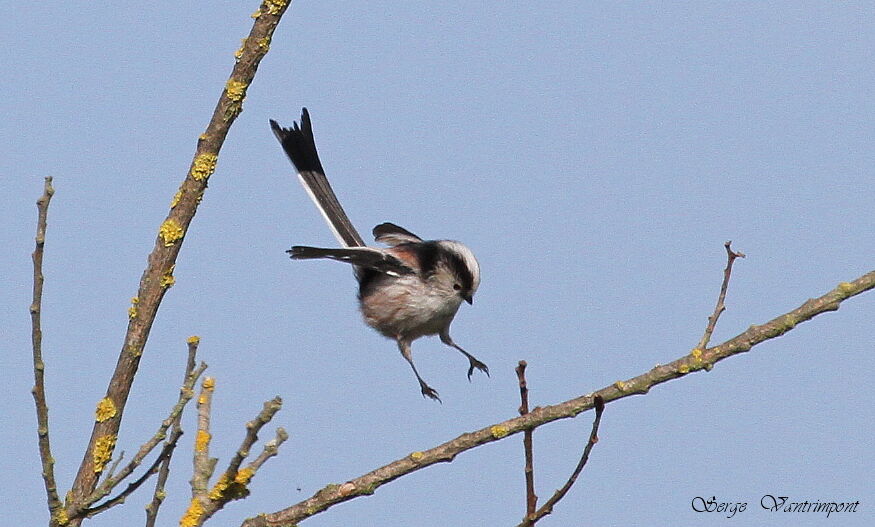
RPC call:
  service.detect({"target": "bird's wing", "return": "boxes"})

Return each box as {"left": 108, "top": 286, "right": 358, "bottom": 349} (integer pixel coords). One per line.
{"left": 287, "top": 246, "right": 415, "bottom": 277}
{"left": 372, "top": 222, "right": 423, "bottom": 246}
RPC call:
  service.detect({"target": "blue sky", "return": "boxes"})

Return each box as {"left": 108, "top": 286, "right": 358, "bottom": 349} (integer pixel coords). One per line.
{"left": 3, "top": 2, "right": 873, "bottom": 526}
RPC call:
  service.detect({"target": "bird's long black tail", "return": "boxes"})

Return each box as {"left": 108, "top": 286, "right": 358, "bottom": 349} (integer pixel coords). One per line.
{"left": 270, "top": 108, "right": 365, "bottom": 248}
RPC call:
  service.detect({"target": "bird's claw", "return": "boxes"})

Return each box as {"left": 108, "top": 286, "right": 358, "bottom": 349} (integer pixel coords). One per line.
{"left": 466, "top": 358, "right": 490, "bottom": 380}
{"left": 420, "top": 382, "right": 442, "bottom": 403}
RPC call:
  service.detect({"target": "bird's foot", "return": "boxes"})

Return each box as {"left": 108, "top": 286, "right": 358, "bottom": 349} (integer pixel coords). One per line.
{"left": 419, "top": 381, "right": 442, "bottom": 403}
{"left": 466, "top": 357, "right": 490, "bottom": 380}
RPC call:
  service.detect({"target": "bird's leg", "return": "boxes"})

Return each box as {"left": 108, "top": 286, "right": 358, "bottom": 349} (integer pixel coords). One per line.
{"left": 397, "top": 339, "right": 441, "bottom": 402}
{"left": 440, "top": 330, "right": 489, "bottom": 380}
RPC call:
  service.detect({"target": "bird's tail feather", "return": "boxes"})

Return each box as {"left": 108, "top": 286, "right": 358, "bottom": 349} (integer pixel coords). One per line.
{"left": 270, "top": 109, "right": 365, "bottom": 248}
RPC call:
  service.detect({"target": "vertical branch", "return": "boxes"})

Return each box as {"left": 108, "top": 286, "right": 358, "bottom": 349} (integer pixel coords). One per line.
{"left": 515, "top": 361, "right": 537, "bottom": 522}
{"left": 30, "top": 177, "right": 63, "bottom": 521}
{"left": 146, "top": 337, "right": 201, "bottom": 527}
{"left": 66, "top": 1, "right": 292, "bottom": 514}
{"left": 192, "top": 376, "right": 218, "bottom": 498}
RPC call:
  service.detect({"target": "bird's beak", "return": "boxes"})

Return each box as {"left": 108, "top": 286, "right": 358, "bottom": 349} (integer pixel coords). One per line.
{"left": 464, "top": 294, "right": 473, "bottom": 305}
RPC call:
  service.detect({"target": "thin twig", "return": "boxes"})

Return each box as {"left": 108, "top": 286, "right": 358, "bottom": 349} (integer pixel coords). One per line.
{"left": 101, "top": 454, "right": 126, "bottom": 486}
{"left": 224, "top": 397, "right": 284, "bottom": 480}
{"left": 246, "top": 428, "right": 290, "bottom": 472}
{"left": 145, "top": 452, "right": 173, "bottom": 527}
{"left": 697, "top": 242, "right": 745, "bottom": 350}
{"left": 29, "top": 177, "right": 63, "bottom": 523}
{"left": 67, "top": 4, "right": 293, "bottom": 516}
{"left": 241, "top": 270, "right": 875, "bottom": 527}
{"left": 82, "top": 428, "right": 184, "bottom": 517}
{"left": 181, "top": 396, "right": 284, "bottom": 527}
{"left": 146, "top": 337, "right": 202, "bottom": 527}
{"left": 75, "top": 361, "right": 208, "bottom": 516}
{"left": 518, "top": 396, "right": 606, "bottom": 527}
{"left": 515, "top": 361, "right": 537, "bottom": 522}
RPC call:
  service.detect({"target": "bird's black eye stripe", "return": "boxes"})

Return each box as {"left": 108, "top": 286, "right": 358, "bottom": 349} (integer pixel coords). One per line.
{"left": 417, "top": 242, "right": 441, "bottom": 277}
{"left": 416, "top": 242, "right": 474, "bottom": 293}
{"left": 443, "top": 251, "right": 474, "bottom": 291}
{"left": 447, "top": 253, "right": 474, "bottom": 293}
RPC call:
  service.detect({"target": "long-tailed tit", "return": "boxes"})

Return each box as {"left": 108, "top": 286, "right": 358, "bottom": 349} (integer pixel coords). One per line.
{"left": 270, "top": 109, "right": 487, "bottom": 401}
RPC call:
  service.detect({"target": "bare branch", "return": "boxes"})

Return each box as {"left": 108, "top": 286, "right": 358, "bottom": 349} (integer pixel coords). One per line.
{"left": 181, "top": 397, "right": 285, "bottom": 527}
{"left": 518, "top": 396, "right": 605, "bottom": 527}
{"left": 515, "top": 361, "right": 537, "bottom": 522}
{"left": 697, "top": 241, "right": 746, "bottom": 350}
{"left": 66, "top": 3, "right": 292, "bottom": 515}
{"left": 81, "top": 428, "right": 185, "bottom": 517}
{"left": 82, "top": 360, "right": 206, "bottom": 507}
{"left": 66, "top": 358, "right": 207, "bottom": 520}
{"left": 241, "top": 270, "right": 875, "bottom": 527}
{"left": 246, "top": 427, "right": 290, "bottom": 473}
{"left": 223, "top": 397, "right": 284, "bottom": 480}
{"left": 146, "top": 337, "right": 202, "bottom": 527}
{"left": 29, "top": 177, "right": 63, "bottom": 524}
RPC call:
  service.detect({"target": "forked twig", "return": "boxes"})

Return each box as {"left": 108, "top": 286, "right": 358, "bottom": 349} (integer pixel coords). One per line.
{"left": 517, "top": 396, "right": 606, "bottom": 527}
{"left": 81, "top": 429, "right": 184, "bottom": 517}
{"left": 181, "top": 395, "right": 284, "bottom": 527}
{"left": 74, "top": 359, "right": 207, "bottom": 518}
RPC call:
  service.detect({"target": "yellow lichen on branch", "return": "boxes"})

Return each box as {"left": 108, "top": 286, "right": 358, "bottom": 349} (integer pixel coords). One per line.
{"left": 209, "top": 472, "right": 251, "bottom": 502}
{"left": 490, "top": 425, "right": 509, "bottom": 439}
{"left": 170, "top": 188, "right": 184, "bottom": 208}
{"left": 161, "top": 264, "right": 177, "bottom": 288}
{"left": 127, "top": 296, "right": 140, "bottom": 320}
{"left": 180, "top": 498, "right": 205, "bottom": 527}
{"left": 234, "top": 38, "right": 248, "bottom": 61}
{"left": 159, "top": 219, "right": 185, "bottom": 246}
{"left": 224, "top": 80, "right": 249, "bottom": 119}
{"left": 235, "top": 467, "right": 255, "bottom": 484}
{"left": 92, "top": 434, "right": 117, "bottom": 473}
{"left": 195, "top": 430, "right": 211, "bottom": 453}
{"left": 264, "top": 0, "right": 288, "bottom": 15}
{"left": 190, "top": 153, "right": 218, "bottom": 182}
{"left": 95, "top": 398, "right": 117, "bottom": 422}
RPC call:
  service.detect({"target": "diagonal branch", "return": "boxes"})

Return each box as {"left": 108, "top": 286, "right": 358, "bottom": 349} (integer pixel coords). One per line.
{"left": 30, "top": 177, "right": 63, "bottom": 522}
{"left": 65, "top": 358, "right": 207, "bottom": 521}
{"left": 245, "top": 427, "right": 290, "bottom": 474}
{"left": 241, "top": 270, "right": 875, "bottom": 527}
{"left": 80, "top": 428, "right": 185, "bottom": 518}
{"left": 223, "top": 397, "right": 284, "bottom": 481}
{"left": 85, "top": 361, "right": 208, "bottom": 508}
{"left": 697, "top": 241, "right": 745, "bottom": 350}
{"left": 66, "top": 2, "right": 292, "bottom": 517}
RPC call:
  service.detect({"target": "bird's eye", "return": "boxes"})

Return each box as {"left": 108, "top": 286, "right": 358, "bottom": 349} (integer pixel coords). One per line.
{"left": 453, "top": 283, "right": 462, "bottom": 291}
